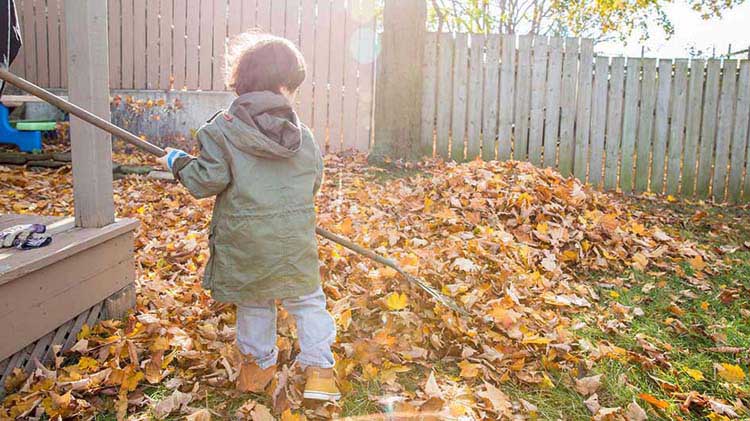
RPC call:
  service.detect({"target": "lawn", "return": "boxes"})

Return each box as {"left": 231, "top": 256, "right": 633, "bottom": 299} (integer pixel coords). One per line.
{"left": 1, "top": 150, "right": 749, "bottom": 420}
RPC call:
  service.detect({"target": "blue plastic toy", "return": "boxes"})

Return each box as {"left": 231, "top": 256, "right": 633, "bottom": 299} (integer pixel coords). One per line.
{"left": 0, "top": 104, "right": 42, "bottom": 152}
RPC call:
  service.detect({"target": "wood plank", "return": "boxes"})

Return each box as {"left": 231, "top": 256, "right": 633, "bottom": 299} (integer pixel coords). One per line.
{"left": 327, "top": 0, "right": 347, "bottom": 152}
{"left": 62, "top": 307, "right": 93, "bottom": 351}
{"left": 542, "top": 37, "right": 562, "bottom": 168}
{"left": 256, "top": 0, "right": 272, "bottom": 32}
{"left": 121, "top": 0, "right": 134, "bottom": 89}
{"left": 228, "top": 0, "right": 243, "bottom": 39}
{"left": 0, "top": 219, "right": 138, "bottom": 285}
{"left": 528, "top": 36, "right": 548, "bottom": 166}
{"left": 588, "top": 56, "right": 609, "bottom": 188}
{"left": 420, "top": 32, "right": 438, "bottom": 156}
{"left": 682, "top": 59, "right": 706, "bottom": 197}
{"left": 312, "top": 0, "right": 332, "bottom": 144}
{"left": 711, "top": 60, "right": 738, "bottom": 201}
{"left": 342, "top": 0, "right": 361, "bottom": 151}
{"left": 513, "top": 34, "right": 532, "bottom": 161}
{"left": 108, "top": 0, "right": 123, "bottom": 89}
{"left": 22, "top": 330, "right": 55, "bottom": 373}
{"left": 696, "top": 60, "right": 721, "bottom": 198}
{"left": 466, "top": 34, "right": 484, "bottom": 160}
{"left": 2, "top": 343, "right": 33, "bottom": 384}
{"left": 42, "top": 318, "right": 75, "bottom": 364}
{"left": 21, "top": 0, "right": 37, "bottom": 83}
{"left": 651, "top": 59, "right": 672, "bottom": 194}
{"left": 285, "top": 0, "right": 301, "bottom": 44}
{"left": 497, "top": 34, "right": 515, "bottom": 161}
{"left": 146, "top": 1, "right": 160, "bottom": 90}
{"left": 450, "top": 33, "right": 469, "bottom": 161}
{"left": 603, "top": 57, "right": 625, "bottom": 191}
{"left": 271, "top": 0, "right": 286, "bottom": 36}
{"left": 354, "top": 1, "right": 377, "bottom": 151}
{"left": 34, "top": 0, "right": 49, "bottom": 87}
{"left": 635, "top": 58, "right": 657, "bottom": 192}
{"left": 557, "top": 37, "right": 578, "bottom": 175}
{"left": 172, "top": 0, "right": 187, "bottom": 90}
{"left": 482, "top": 34, "right": 500, "bottom": 161}
{"left": 132, "top": 0, "right": 147, "bottom": 89}
{"left": 186, "top": 0, "right": 202, "bottom": 90}
{"left": 46, "top": 0, "right": 61, "bottom": 88}
{"left": 198, "top": 0, "right": 214, "bottom": 90}
{"left": 435, "top": 33, "right": 454, "bottom": 159}
{"left": 666, "top": 59, "right": 688, "bottom": 195}
{"left": 65, "top": 0, "right": 116, "bottom": 228}
{"left": 573, "top": 38, "right": 594, "bottom": 181}
{"left": 729, "top": 61, "right": 750, "bottom": 203}
{"left": 619, "top": 58, "right": 640, "bottom": 192}
{"left": 0, "top": 233, "right": 134, "bottom": 362}
{"left": 242, "top": 0, "right": 257, "bottom": 30}
{"left": 159, "top": 0, "right": 174, "bottom": 90}
{"left": 212, "top": 0, "right": 227, "bottom": 90}
{"left": 59, "top": 0, "right": 68, "bottom": 86}
{"left": 297, "top": 0, "right": 315, "bottom": 124}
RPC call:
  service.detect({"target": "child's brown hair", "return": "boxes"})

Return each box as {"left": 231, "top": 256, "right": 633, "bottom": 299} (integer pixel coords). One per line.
{"left": 227, "top": 32, "right": 307, "bottom": 96}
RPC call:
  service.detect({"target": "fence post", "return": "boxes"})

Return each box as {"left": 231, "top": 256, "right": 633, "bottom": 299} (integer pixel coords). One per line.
{"left": 370, "top": 0, "right": 427, "bottom": 163}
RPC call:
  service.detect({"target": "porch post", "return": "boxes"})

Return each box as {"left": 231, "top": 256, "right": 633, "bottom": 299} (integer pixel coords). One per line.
{"left": 65, "top": 0, "right": 115, "bottom": 228}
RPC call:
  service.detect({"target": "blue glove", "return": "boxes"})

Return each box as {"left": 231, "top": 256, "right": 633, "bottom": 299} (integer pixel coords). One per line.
{"left": 165, "top": 148, "right": 189, "bottom": 171}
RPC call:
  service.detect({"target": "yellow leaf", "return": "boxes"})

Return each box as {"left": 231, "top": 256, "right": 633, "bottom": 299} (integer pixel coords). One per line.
{"left": 684, "top": 368, "right": 705, "bottom": 381}
{"left": 638, "top": 393, "right": 669, "bottom": 409}
{"left": 609, "top": 291, "right": 620, "bottom": 299}
{"left": 150, "top": 336, "right": 171, "bottom": 352}
{"left": 540, "top": 373, "right": 555, "bottom": 388}
{"left": 536, "top": 222, "right": 548, "bottom": 234}
{"left": 688, "top": 255, "right": 706, "bottom": 271}
{"left": 716, "top": 363, "right": 746, "bottom": 383}
{"left": 281, "top": 409, "right": 307, "bottom": 421}
{"left": 700, "top": 301, "right": 710, "bottom": 311}
{"left": 77, "top": 356, "right": 99, "bottom": 372}
{"left": 385, "top": 292, "right": 408, "bottom": 311}
{"left": 707, "top": 414, "right": 731, "bottom": 421}
{"left": 424, "top": 197, "right": 433, "bottom": 213}
{"left": 458, "top": 361, "right": 480, "bottom": 378}
{"left": 522, "top": 335, "right": 551, "bottom": 345}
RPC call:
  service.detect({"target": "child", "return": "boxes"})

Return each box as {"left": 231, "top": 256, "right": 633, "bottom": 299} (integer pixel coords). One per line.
{"left": 157, "top": 33, "right": 339, "bottom": 401}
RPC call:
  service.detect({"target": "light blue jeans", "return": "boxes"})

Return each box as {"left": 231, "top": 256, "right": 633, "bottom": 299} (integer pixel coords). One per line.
{"left": 236, "top": 286, "right": 336, "bottom": 369}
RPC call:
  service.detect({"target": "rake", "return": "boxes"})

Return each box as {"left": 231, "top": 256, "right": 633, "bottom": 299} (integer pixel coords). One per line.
{"left": 0, "top": 67, "right": 469, "bottom": 317}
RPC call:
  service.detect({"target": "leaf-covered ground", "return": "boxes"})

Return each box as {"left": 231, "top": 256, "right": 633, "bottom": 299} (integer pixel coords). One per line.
{"left": 1, "top": 151, "right": 749, "bottom": 420}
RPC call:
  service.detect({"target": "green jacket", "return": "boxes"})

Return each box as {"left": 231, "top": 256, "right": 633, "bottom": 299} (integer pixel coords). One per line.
{"left": 173, "top": 91, "right": 324, "bottom": 302}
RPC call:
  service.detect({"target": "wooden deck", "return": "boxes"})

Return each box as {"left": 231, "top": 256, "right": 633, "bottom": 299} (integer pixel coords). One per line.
{"left": 0, "top": 213, "right": 138, "bottom": 373}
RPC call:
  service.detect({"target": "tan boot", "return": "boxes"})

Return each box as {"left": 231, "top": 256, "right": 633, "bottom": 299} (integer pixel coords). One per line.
{"left": 237, "top": 355, "right": 276, "bottom": 393}
{"left": 303, "top": 367, "right": 341, "bottom": 401}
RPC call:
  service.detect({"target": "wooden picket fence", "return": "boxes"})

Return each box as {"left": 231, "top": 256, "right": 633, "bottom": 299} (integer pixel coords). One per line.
{"left": 10, "top": 0, "right": 378, "bottom": 153}
{"left": 421, "top": 32, "right": 750, "bottom": 203}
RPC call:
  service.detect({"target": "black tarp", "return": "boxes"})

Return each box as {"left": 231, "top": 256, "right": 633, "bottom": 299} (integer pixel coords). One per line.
{"left": 1, "top": 0, "right": 22, "bottom": 95}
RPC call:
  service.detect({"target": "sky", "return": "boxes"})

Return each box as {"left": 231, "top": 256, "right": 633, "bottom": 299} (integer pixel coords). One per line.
{"left": 596, "top": 1, "right": 750, "bottom": 58}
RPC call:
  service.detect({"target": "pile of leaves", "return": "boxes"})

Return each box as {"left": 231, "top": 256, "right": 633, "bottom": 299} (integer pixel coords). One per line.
{"left": 0, "top": 153, "right": 746, "bottom": 420}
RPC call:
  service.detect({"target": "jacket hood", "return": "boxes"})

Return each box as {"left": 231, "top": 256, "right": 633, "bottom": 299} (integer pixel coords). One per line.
{"left": 221, "top": 91, "right": 302, "bottom": 159}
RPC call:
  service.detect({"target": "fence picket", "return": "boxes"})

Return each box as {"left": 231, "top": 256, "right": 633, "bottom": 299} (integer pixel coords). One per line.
{"left": 242, "top": 0, "right": 257, "bottom": 29}
{"left": 158, "top": 0, "right": 173, "bottom": 90}
{"left": 257, "top": 0, "right": 272, "bottom": 32}
{"left": 228, "top": 0, "right": 243, "bottom": 38}
{"left": 651, "top": 59, "right": 672, "bottom": 194}
{"left": 133, "top": 0, "right": 147, "bottom": 89}
{"left": 46, "top": 0, "right": 61, "bottom": 88}
{"left": 121, "top": 0, "right": 134, "bottom": 89}
{"left": 466, "top": 34, "right": 484, "bottom": 160}
{"left": 185, "top": 0, "right": 199, "bottom": 89}
{"left": 619, "top": 58, "right": 640, "bottom": 192}
{"left": 588, "top": 56, "right": 609, "bottom": 188}
{"left": 212, "top": 0, "right": 227, "bottom": 90}
{"left": 173, "top": 0, "right": 187, "bottom": 90}
{"left": 528, "top": 36, "right": 548, "bottom": 166}
{"left": 696, "top": 60, "right": 721, "bottom": 198}
{"left": 312, "top": 0, "right": 332, "bottom": 144}
{"left": 543, "top": 37, "right": 562, "bottom": 168}
{"left": 33, "top": 0, "right": 48, "bottom": 87}
{"left": 343, "top": 0, "right": 364, "bottom": 151}
{"left": 146, "top": 3, "right": 160, "bottom": 90}
{"left": 712, "top": 60, "right": 739, "bottom": 201}
{"left": 198, "top": 0, "right": 213, "bottom": 90}
{"left": 297, "top": 0, "right": 315, "bottom": 124}
{"left": 21, "top": 0, "right": 36, "bottom": 82}
{"left": 635, "top": 58, "right": 657, "bottom": 192}
{"left": 498, "top": 34, "right": 515, "bottom": 161}
{"left": 271, "top": 0, "right": 286, "bottom": 36}
{"left": 108, "top": 0, "right": 122, "bottom": 88}
{"left": 666, "top": 60, "right": 688, "bottom": 195}
{"left": 558, "top": 37, "right": 578, "bottom": 175}
{"left": 435, "top": 33, "right": 454, "bottom": 159}
{"left": 353, "top": 0, "right": 377, "bottom": 151}
{"left": 604, "top": 57, "right": 625, "bottom": 190}
{"left": 327, "top": 0, "right": 347, "bottom": 152}
{"left": 729, "top": 61, "right": 750, "bottom": 202}
{"left": 286, "top": 0, "right": 301, "bottom": 44}
{"left": 513, "top": 34, "right": 532, "bottom": 161}
{"left": 451, "top": 33, "right": 469, "bottom": 161}
{"left": 420, "top": 33, "right": 438, "bottom": 156}
{"left": 573, "top": 39, "right": 594, "bottom": 181}
{"left": 482, "top": 35, "right": 500, "bottom": 161}
{"left": 682, "top": 59, "right": 706, "bottom": 197}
